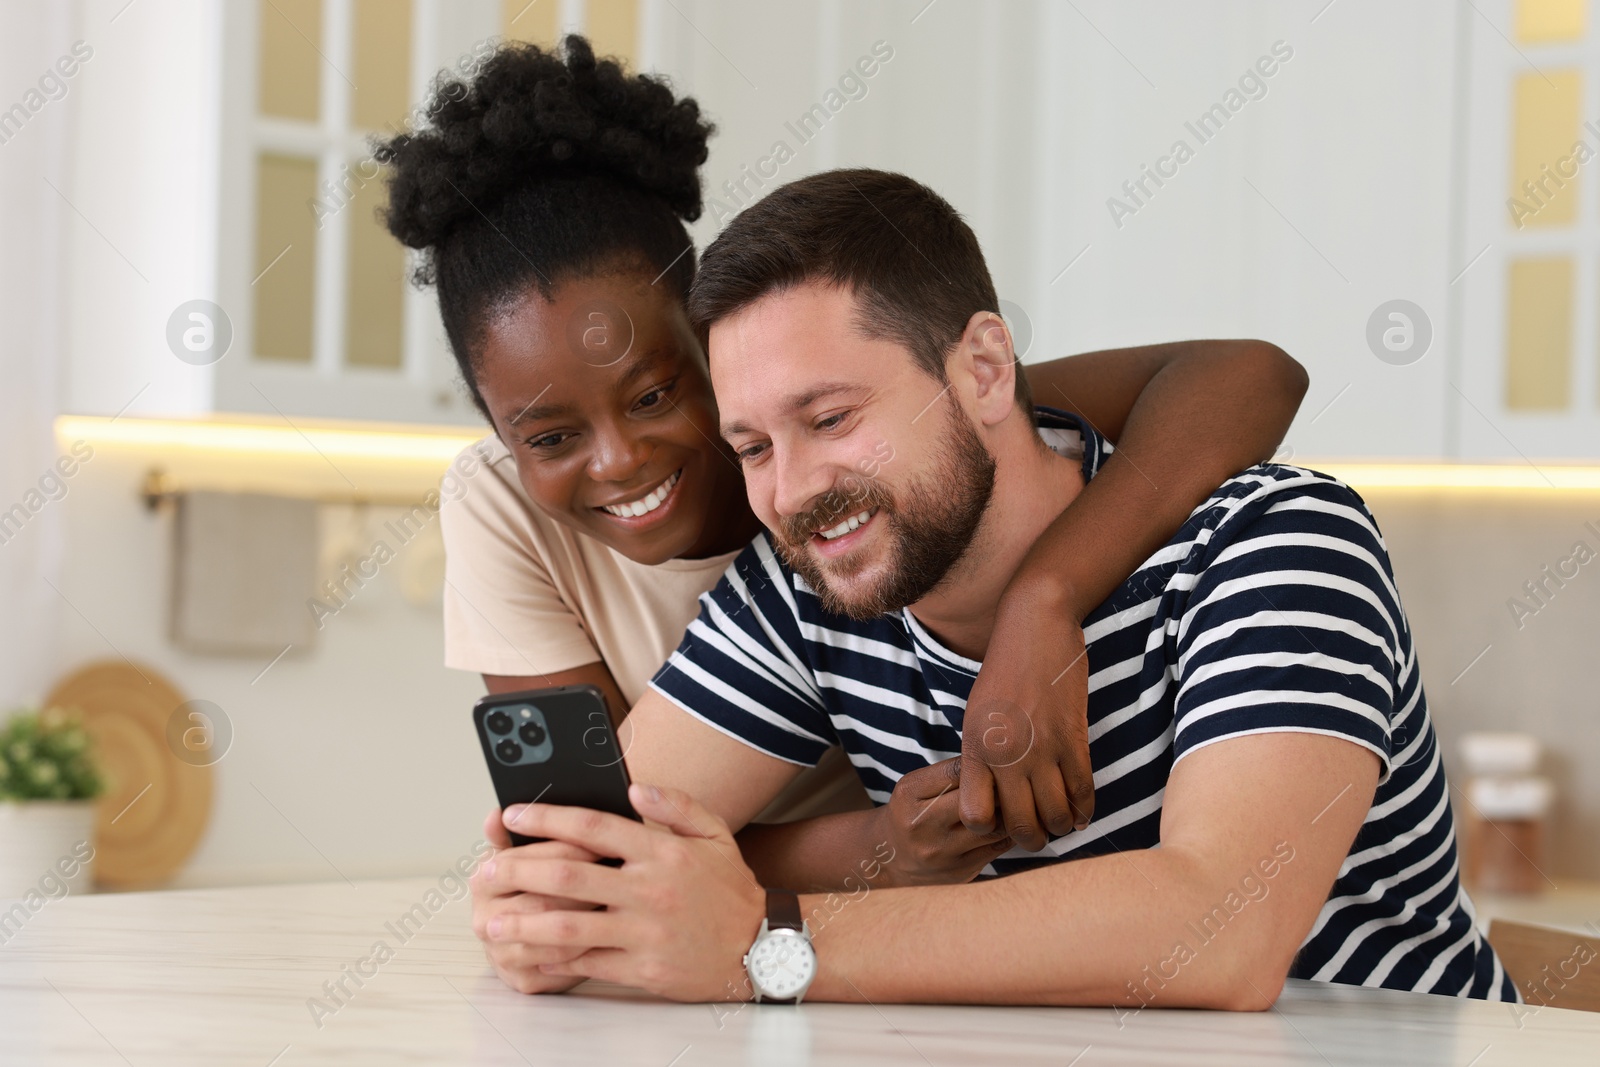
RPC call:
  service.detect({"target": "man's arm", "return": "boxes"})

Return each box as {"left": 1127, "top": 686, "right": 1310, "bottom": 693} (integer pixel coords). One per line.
{"left": 627, "top": 690, "right": 1015, "bottom": 890}
{"left": 798, "top": 732, "right": 1376, "bottom": 1007}
{"left": 620, "top": 688, "right": 806, "bottom": 831}
{"left": 496, "top": 730, "right": 1377, "bottom": 1006}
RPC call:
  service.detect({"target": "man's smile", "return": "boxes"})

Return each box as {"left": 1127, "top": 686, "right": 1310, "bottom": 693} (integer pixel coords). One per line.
{"left": 810, "top": 507, "right": 880, "bottom": 558}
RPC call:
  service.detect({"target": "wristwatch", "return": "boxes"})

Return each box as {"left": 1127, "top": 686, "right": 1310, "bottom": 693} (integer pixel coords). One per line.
{"left": 743, "top": 888, "right": 817, "bottom": 1004}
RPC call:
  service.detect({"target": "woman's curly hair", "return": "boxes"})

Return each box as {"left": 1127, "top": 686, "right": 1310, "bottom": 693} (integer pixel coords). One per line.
{"left": 375, "top": 36, "right": 714, "bottom": 416}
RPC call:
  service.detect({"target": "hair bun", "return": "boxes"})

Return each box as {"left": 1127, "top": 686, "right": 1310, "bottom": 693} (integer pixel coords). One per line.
{"left": 379, "top": 35, "right": 714, "bottom": 252}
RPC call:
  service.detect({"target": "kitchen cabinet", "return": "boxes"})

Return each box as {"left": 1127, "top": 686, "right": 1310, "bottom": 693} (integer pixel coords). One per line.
{"left": 58, "top": 1, "right": 1600, "bottom": 458}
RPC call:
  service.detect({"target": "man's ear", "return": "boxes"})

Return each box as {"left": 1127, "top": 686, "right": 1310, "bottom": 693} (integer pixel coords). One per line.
{"left": 956, "top": 310, "right": 1019, "bottom": 427}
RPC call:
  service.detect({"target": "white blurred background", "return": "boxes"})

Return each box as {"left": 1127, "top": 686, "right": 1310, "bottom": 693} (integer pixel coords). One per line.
{"left": 1, "top": 0, "right": 1597, "bottom": 887}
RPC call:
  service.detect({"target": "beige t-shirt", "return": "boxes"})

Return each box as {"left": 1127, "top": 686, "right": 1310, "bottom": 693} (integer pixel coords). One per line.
{"left": 441, "top": 435, "right": 868, "bottom": 822}
{"left": 441, "top": 435, "right": 739, "bottom": 704}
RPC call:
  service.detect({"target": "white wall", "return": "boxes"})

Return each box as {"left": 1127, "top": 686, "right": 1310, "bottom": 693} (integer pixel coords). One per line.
{"left": 1373, "top": 491, "right": 1600, "bottom": 880}
{"left": 49, "top": 439, "right": 490, "bottom": 887}
{"left": 0, "top": 1, "right": 75, "bottom": 705}
{"left": 656, "top": 0, "right": 1471, "bottom": 459}
{"left": 64, "top": 0, "right": 222, "bottom": 420}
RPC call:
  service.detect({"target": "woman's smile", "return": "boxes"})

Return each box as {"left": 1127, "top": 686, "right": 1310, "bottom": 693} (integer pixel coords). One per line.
{"left": 595, "top": 468, "right": 683, "bottom": 525}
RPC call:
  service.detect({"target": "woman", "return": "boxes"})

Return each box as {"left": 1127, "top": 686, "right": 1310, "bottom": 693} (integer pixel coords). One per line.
{"left": 378, "top": 36, "right": 1307, "bottom": 855}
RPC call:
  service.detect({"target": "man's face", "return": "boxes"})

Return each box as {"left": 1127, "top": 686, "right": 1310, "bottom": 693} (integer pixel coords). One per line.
{"left": 712, "top": 282, "right": 996, "bottom": 619}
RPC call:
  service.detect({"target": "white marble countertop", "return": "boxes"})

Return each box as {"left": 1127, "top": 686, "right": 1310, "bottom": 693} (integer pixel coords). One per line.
{"left": 1, "top": 876, "right": 1596, "bottom": 1066}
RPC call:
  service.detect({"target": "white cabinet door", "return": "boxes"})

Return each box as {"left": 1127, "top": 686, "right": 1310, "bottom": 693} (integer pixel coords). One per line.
{"left": 1457, "top": 0, "right": 1600, "bottom": 459}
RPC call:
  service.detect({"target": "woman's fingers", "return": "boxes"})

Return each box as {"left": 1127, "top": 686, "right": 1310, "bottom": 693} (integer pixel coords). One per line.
{"left": 956, "top": 756, "right": 998, "bottom": 836}
{"left": 993, "top": 768, "right": 1046, "bottom": 851}
{"left": 1032, "top": 768, "right": 1077, "bottom": 839}
{"left": 1063, "top": 755, "right": 1096, "bottom": 832}
{"left": 956, "top": 835, "right": 1016, "bottom": 870}
{"left": 900, "top": 757, "right": 963, "bottom": 802}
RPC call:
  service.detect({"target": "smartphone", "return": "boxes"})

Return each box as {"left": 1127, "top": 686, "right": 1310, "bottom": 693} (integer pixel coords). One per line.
{"left": 472, "top": 685, "right": 639, "bottom": 851}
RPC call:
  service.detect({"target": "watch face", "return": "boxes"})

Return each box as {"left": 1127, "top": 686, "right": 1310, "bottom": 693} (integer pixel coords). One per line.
{"left": 747, "top": 930, "right": 816, "bottom": 1000}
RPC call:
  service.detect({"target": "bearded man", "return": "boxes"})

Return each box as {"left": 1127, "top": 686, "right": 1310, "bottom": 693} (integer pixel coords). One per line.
{"left": 468, "top": 169, "right": 1515, "bottom": 1011}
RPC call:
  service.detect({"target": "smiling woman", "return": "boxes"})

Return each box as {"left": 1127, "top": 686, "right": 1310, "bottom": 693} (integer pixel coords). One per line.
{"left": 470, "top": 275, "right": 755, "bottom": 566}
{"left": 375, "top": 35, "right": 1311, "bottom": 888}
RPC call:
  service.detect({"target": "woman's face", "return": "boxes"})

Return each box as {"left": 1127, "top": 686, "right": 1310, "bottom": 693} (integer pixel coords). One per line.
{"left": 473, "top": 271, "right": 752, "bottom": 564}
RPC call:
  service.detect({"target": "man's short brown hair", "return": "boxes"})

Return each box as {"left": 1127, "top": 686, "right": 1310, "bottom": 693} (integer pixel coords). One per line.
{"left": 688, "top": 168, "right": 1034, "bottom": 420}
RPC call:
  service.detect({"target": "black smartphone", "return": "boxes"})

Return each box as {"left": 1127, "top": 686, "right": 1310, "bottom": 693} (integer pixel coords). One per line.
{"left": 472, "top": 685, "right": 639, "bottom": 851}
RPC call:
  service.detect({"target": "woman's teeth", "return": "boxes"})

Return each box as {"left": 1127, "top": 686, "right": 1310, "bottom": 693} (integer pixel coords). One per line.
{"left": 602, "top": 470, "right": 680, "bottom": 518}
{"left": 818, "top": 510, "right": 874, "bottom": 541}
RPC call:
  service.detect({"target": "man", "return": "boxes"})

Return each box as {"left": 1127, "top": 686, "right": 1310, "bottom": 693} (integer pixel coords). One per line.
{"left": 471, "top": 169, "right": 1514, "bottom": 1009}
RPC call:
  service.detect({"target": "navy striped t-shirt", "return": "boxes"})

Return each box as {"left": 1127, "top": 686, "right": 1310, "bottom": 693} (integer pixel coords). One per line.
{"left": 650, "top": 409, "right": 1514, "bottom": 1001}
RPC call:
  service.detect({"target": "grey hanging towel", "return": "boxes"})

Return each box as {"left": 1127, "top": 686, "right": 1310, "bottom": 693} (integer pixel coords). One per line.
{"left": 170, "top": 492, "right": 318, "bottom": 655}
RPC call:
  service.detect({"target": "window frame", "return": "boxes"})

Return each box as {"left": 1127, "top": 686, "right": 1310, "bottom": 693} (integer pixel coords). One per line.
{"left": 216, "top": 0, "right": 489, "bottom": 425}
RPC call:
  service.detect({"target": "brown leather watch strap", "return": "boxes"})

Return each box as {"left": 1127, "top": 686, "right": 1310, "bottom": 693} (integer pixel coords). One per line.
{"left": 766, "top": 888, "right": 803, "bottom": 931}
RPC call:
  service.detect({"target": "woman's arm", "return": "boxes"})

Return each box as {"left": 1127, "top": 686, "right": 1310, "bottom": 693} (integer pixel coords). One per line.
{"left": 958, "top": 339, "right": 1308, "bottom": 847}
{"left": 484, "top": 664, "right": 630, "bottom": 729}
{"left": 737, "top": 758, "right": 1011, "bottom": 891}
{"left": 1025, "top": 339, "right": 1306, "bottom": 453}
{"left": 1022, "top": 338, "right": 1307, "bottom": 600}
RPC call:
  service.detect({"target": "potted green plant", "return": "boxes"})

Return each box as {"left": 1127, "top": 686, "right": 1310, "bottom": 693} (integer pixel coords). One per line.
{"left": 0, "top": 707, "right": 102, "bottom": 902}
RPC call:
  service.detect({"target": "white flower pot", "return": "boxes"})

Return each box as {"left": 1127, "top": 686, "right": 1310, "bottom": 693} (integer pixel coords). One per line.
{"left": 0, "top": 800, "right": 97, "bottom": 905}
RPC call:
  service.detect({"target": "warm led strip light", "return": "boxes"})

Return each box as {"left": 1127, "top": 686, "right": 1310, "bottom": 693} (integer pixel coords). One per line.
{"left": 50, "top": 416, "right": 1600, "bottom": 490}
{"left": 55, "top": 415, "right": 482, "bottom": 465}
{"left": 1306, "top": 462, "right": 1600, "bottom": 492}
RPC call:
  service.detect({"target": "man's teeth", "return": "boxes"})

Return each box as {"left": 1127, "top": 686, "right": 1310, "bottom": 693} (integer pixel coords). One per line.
{"left": 602, "top": 470, "right": 680, "bottom": 518}
{"left": 817, "top": 510, "right": 873, "bottom": 541}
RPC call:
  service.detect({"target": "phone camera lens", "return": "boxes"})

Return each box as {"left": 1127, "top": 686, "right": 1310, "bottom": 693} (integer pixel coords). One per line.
{"left": 519, "top": 721, "right": 547, "bottom": 746}
{"left": 486, "top": 711, "right": 514, "bottom": 735}
{"left": 494, "top": 739, "right": 523, "bottom": 763}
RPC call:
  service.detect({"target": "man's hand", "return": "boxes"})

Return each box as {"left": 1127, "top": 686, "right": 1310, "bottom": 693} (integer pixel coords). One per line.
{"left": 872, "top": 758, "right": 1013, "bottom": 886}
{"left": 959, "top": 581, "right": 1094, "bottom": 851}
{"left": 478, "top": 784, "right": 766, "bottom": 1003}
{"left": 469, "top": 807, "right": 595, "bottom": 995}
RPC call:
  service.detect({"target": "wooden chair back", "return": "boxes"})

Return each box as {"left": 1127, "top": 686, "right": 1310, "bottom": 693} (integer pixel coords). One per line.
{"left": 1487, "top": 918, "right": 1600, "bottom": 1013}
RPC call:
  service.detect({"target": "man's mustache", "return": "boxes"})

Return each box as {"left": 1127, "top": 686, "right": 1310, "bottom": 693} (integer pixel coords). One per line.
{"left": 779, "top": 476, "right": 895, "bottom": 545}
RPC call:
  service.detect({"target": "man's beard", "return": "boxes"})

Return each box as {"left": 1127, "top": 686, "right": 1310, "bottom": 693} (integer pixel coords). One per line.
{"left": 774, "top": 401, "right": 997, "bottom": 620}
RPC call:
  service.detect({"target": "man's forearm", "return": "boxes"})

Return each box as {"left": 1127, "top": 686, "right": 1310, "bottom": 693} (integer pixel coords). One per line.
{"left": 798, "top": 845, "right": 1290, "bottom": 1010}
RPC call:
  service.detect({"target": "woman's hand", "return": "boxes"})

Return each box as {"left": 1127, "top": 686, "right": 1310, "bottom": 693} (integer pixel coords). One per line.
{"left": 870, "top": 758, "right": 1013, "bottom": 886}
{"left": 959, "top": 579, "right": 1094, "bottom": 851}
{"left": 469, "top": 807, "right": 596, "bottom": 995}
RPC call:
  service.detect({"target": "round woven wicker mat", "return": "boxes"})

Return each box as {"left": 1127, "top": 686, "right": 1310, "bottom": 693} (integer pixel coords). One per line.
{"left": 45, "top": 661, "right": 213, "bottom": 888}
